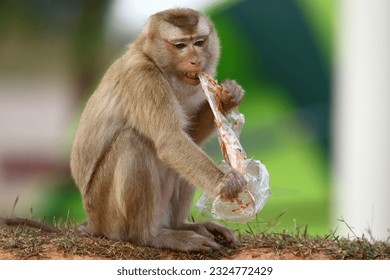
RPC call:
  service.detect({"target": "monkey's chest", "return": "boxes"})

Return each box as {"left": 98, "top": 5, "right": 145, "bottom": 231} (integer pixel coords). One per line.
{"left": 179, "top": 91, "right": 206, "bottom": 117}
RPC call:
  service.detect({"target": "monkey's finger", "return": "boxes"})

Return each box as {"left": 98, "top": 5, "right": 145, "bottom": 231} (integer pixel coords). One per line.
{"left": 225, "top": 237, "right": 240, "bottom": 249}
{"left": 220, "top": 170, "right": 247, "bottom": 199}
{"left": 189, "top": 231, "right": 223, "bottom": 251}
{"left": 231, "top": 170, "right": 246, "bottom": 192}
{"left": 222, "top": 231, "right": 240, "bottom": 248}
{"left": 202, "top": 239, "right": 223, "bottom": 251}
{"left": 185, "top": 242, "right": 220, "bottom": 252}
{"left": 230, "top": 93, "right": 243, "bottom": 107}
{"left": 205, "top": 222, "right": 237, "bottom": 244}
{"left": 196, "top": 227, "right": 216, "bottom": 240}
{"left": 220, "top": 88, "right": 232, "bottom": 104}
{"left": 221, "top": 80, "right": 244, "bottom": 105}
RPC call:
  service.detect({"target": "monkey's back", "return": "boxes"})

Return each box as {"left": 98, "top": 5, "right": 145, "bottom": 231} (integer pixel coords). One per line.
{"left": 70, "top": 44, "right": 163, "bottom": 193}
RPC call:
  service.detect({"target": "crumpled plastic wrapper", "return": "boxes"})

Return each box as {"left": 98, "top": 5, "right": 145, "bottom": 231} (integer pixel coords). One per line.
{"left": 196, "top": 73, "right": 271, "bottom": 223}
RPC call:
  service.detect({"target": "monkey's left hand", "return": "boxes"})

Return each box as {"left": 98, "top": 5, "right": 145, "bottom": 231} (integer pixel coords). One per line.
{"left": 220, "top": 80, "right": 244, "bottom": 111}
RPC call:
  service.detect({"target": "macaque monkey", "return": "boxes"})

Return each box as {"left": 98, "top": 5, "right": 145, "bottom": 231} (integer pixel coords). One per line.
{"left": 70, "top": 8, "right": 246, "bottom": 252}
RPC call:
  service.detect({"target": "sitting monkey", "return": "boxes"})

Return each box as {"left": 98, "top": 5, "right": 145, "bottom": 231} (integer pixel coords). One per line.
{"left": 70, "top": 8, "right": 246, "bottom": 251}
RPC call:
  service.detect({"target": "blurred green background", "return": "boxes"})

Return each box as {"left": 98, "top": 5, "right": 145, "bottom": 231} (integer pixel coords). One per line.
{"left": 0, "top": 0, "right": 334, "bottom": 236}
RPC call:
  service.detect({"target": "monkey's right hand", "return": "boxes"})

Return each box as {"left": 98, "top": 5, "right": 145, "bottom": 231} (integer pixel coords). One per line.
{"left": 218, "top": 169, "right": 247, "bottom": 200}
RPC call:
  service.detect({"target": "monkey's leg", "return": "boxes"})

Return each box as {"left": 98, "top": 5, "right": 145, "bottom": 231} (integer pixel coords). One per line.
{"left": 171, "top": 104, "right": 239, "bottom": 248}
{"left": 85, "top": 129, "right": 222, "bottom": 251}
{"left": 80, "top": 128, "right": 161, "bottom": 240}
{"left": 169, "top": 178, "right": 240, "bottom": 248}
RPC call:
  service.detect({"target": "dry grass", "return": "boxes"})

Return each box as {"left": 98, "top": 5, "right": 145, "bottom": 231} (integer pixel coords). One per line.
{"left": 1, "top": 223, "right": 389, "bottom": 260}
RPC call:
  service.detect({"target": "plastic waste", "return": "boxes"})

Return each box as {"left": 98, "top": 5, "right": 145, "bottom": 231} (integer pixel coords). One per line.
{"left": 195, "top": 73, "right": 271, "bottom": 223}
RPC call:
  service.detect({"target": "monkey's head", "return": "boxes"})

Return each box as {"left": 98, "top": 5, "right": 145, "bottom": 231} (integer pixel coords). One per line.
{"left": 140, "top": 8, "right": 220, "bottom": 86}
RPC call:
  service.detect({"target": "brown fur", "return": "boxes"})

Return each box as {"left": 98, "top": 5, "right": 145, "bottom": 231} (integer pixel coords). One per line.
{"left": 70, "top": 8, "right": 246, "bottom": 251}
{"left": 157, "top": 8, "right": 199, "bottom": 31}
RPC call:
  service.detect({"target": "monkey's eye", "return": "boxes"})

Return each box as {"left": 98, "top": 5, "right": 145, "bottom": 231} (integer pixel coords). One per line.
{"left": 194, "top": 39, "right": 205, "bottom": 47}
{"left": 174, "top": 42, "right": 187, "bottom": 49}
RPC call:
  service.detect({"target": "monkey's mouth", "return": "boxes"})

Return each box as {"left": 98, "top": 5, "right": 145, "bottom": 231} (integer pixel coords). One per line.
{"left": 183, "top": 72, "right": 201, "bottom": 85}
{"left": 184, "top": 72, "right": 200, "bottom": 80}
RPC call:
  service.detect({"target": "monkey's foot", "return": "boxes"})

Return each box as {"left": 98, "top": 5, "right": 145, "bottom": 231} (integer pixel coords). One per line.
{"left": 73, "top": 223, "right": 90, "bottom": 236}
{"left": 150, "top": 228, "right": 222, "bottom": 252}
{"left": 178, "top": 221, "right": 240, "bottom": 248}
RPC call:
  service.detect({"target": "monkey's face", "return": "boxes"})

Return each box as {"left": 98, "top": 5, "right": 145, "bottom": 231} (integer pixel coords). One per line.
{"left": 148, "top": 13, "right": 219, "bottom": 87}
{"left": 167, "top": 36, "right": 210, "bottom": 86}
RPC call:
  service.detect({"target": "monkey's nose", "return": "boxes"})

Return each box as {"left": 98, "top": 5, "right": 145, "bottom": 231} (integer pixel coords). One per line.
{"left": 190, "top": 58, "right": 201, "bottom": 66}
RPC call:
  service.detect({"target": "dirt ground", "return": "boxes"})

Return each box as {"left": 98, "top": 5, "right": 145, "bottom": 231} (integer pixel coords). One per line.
{"left": 0, "top": 220, "right": 390, "bottom": 260}
{"left": 0, "top": 244, "right": 329, "bottom": 260}
{"left": 2, "top": 224, "right": 389, "bottom": 260}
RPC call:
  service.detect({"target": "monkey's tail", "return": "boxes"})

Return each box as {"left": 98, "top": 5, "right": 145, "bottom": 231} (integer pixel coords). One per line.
{"left": 1, "top": 217, "right": 61, "bottom": 233}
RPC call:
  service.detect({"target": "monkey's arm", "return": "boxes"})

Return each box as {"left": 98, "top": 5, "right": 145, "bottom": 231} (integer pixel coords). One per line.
{"left": 188, "top": 102, "right": 215, "bottom": 145}
{"left": 188, "top": 78, "right": 245, "bottom": 145}
{"left": 162, "top": 132, "right": 228, "bottom": 197}
{"left": 122, "top": 70, "right": 243, "bottom": 199}
{"left": 189, "top": 79, "right": 245, "bottom": 145}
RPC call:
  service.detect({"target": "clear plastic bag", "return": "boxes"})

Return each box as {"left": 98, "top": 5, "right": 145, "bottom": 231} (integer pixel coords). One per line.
{"left": 195, "top": 73, "right": 271, "bottom": 223}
